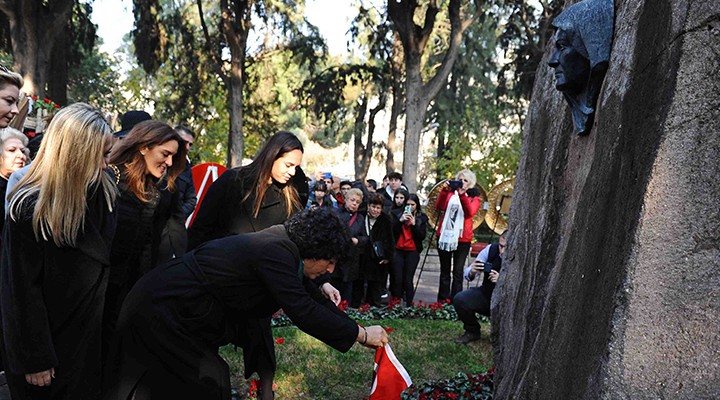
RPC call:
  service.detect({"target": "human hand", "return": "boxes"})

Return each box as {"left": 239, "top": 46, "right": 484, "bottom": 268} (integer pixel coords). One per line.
{"left": 25, "top": 368, "right": 54, "bottom": 386}
{"left": 321, "top": 282, "right": 341, "bottom": 306}
{"left": 352, "top": 237, "right": 359, "bottom": 245}
{"left": 359, "top": 325, "right": 389, "bottom": 348}
{"left": 408, "top": 214, "right": 416, "bottom": 225}
{"left": 489, "top": 270, "right": 499, "bottom": 283}
{"left": 469, "top": 261, "right": 483, "bottom": 278}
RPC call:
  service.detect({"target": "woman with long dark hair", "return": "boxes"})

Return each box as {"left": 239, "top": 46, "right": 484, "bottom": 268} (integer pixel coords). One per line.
{"left": 390, "top": 193, "right": 428, "bottom": 305}
{"left": 104, "top": 120, "right": 187, "bottom": 359}
{"left": 1, "top": 103, "right": 117, "bottom": 399}
{"left": 188, "top": 131, "right": 308, "bottom": 247}
{"left": 187, "top": 131, "right": 315, "bottom": 399}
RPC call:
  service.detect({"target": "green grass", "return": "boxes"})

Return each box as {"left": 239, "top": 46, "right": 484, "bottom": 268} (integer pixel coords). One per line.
{"left": 221, "top": 319, "right": 494, "bottom": 400}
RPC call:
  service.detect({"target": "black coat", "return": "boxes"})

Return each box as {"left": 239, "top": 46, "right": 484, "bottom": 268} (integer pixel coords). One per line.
{"left": 0, "top": 188, "right": 116, "bottom": 400}
{"left": 332, "top": 207, "right": 369, "bottom": 282}
{"left": 157, "top": 162, "right": 197, "bottom": 261}
{"left": 359, "top": 213, "right": 395, "bottom": 281}
{"left": 0, "top": 176, "right": 8, "bottom": 242}
{"left": 391, "top": 211, "right": 429, "bottom": 253}
{"left": 187, "top": 166, "right": 307, "bottom": 250}
{"left": 104, "top": 165, "right": 174, "bottom": 356}
{"left": 103, "top": 226, "right": 358, "bottom": 400}
{"left": 183, "top": 165, "right": 308, "bottom": 380}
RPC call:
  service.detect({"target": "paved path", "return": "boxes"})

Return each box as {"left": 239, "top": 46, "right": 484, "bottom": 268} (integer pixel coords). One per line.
{"left": 405, "top": 248, "right": 479, "bottom": 305}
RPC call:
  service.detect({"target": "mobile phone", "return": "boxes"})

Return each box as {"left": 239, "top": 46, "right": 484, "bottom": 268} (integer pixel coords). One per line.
{"left": 404, "top": 205, "right": 412, "bottom": 214}
{"left": 448, "top": 180, "right": 463, "bottom": 190}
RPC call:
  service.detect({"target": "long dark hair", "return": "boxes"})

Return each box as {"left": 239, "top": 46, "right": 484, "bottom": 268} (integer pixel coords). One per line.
{"left": 240, "top": 131, "right": 304, "bottom": 218}
{"left": 109, "top": 120, "right": 187, "bottom": 202}
{"left": 407, "top": 193, "right": 423, "bottom": 215}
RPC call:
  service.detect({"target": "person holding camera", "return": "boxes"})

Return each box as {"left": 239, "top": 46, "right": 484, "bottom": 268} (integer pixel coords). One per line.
{"left": 390, "top": 193, "right": 428, "bottom": 305}
{"left": 453, "top": 231, "right": 507, "bottom": 344}
{"left": 434, "top": 169, "right": 482, "bottom": 302}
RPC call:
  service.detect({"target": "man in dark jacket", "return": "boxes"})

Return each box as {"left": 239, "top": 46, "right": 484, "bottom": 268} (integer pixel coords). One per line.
{"left": 103, "top": 208, "right": 388, "bottom": 400}
{"left": 452, "top": 231, "right": 507, "bottom": 344}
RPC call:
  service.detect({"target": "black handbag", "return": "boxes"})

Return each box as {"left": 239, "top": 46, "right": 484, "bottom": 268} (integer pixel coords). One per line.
{"left": 371, "top": 241, "right": 385, "bottom": 261}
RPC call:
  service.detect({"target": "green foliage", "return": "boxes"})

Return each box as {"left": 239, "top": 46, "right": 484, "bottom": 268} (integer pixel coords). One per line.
{"left": 271, "top": 299, "right": 471, "bottom": 328}
{"left": 497, "top": 1, "right": 563, "bottom": 101}
{"left": 401, "top": 370, "right": 494, "bottom": 400}
{"left": 67, "top": 46, "right": 124, "bottom": 112}
{"left": 221, "top": 318, "right": 493, "bottom": 400}
{"left": 426, "top": 9, "right": 521, "bottom": 190}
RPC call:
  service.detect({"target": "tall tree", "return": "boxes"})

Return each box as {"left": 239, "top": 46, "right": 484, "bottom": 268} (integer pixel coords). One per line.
{"left": 196, "top": 0, "right": 316, "bottom": 166}
{"left": 0, "top": 0, "right": 75, "bottom": 96}
{"left": 299, "top": 63, "right": 384, "bottom": 180}
{"left": 349, "top": 2, "right": 405, "bottom": 176}
{"left": 387, "top": 0, "right": 482, "bottom": 191}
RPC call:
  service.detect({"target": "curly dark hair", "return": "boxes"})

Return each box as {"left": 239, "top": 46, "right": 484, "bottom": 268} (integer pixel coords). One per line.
{"left": 284, "top": 208, "right": 352, "bottom": 262}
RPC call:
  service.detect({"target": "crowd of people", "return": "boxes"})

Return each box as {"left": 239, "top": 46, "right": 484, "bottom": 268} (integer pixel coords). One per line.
{"left": 0, "top": 64, "right": 506, "bottom": 399}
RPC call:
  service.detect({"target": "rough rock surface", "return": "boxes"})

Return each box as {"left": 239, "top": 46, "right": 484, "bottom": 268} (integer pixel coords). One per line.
{"left": 491, "top": 1, "right": 720, "bottom": 398}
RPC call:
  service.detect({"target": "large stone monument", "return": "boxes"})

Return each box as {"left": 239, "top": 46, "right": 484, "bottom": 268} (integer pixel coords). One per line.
{"left": 491, "top": 0, "right": 720, "bottom": 398}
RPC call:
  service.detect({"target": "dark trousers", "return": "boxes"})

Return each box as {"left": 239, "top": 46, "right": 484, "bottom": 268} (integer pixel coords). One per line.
{"left": 453, "top": 287, "right": 490, "bottom": 335}
{"left": 351, "top": 279, "right": 385, "bottom": 308}
{"left": 390, "top": 249, "right": 420, "bottom": 305}
{"left": 437, "top": 242, "right": 471, "bottom": 302}
{"left": 338, "top": 280, "right": 353, "bottom": 303}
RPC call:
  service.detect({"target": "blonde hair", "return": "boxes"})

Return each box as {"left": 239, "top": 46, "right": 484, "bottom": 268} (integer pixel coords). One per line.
{"left": 346, "top": 188, "right": 363, "bottom": 202}
{"left": 0, "top": 66, "right": 23, "bottom": 91}
{"left": 9, "top": 103, "right": 117, "bottom": 247}
{"left": 0, "top": 127, "right": 30, "bottom": 159}
{"left": 456, "top": 169, "right": 477, "bottom": 188}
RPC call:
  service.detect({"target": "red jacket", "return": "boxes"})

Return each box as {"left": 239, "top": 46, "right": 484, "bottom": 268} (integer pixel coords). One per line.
{"left": 434, "top": 188, "right": 481, "bottom": 243}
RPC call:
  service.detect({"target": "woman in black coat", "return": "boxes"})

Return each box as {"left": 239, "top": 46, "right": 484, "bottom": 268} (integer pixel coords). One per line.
{"left": 187, "top": 131, "right": 308, "bottom": 249}
{"left": 353, "top": 193, "right": 395, "bottom": 307}
{"left": 103, "top": 209, "right": 388, "bottom": 400}
{"left": 330, "top": 188, "right": 368, "bottom": 302}
{"left": 185, "top": 131, "right": 310, "bottom": 398}
{"left": 1, "top": 103, "right": 117, "bottom": 400}
{"left": 104, "top": 121, "right": 187, "bottom": 361}
{"left": 390, "top": 193, "right": 428, "bottom": 305}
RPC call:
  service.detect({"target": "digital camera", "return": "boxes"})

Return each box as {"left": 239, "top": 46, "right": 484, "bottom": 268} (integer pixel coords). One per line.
{"left": 448, "top": 179, "right": 463, "bottom": 190}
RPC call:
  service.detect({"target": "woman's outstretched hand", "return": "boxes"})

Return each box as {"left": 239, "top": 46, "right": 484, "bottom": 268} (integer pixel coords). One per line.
{"left": 358, "top": 325, "right": 389, "bottom": 348}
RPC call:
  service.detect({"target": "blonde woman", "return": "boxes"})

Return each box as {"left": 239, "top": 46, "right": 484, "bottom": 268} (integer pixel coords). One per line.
{"left": 0, "top": 128, "right": 29, "bottom": 234}
{"left": 0, "top": 103, "right": 117, "bottom": 400}
{"left": 0, "top": 65, "right": 22, "bottom": 129}
{"left": 434, "top": 169, "right": 481, "bottom": 302}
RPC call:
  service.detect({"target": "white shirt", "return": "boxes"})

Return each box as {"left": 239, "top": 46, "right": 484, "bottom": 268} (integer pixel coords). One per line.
{"left": 464, "top": 245, "right": 491, "bottom": 281}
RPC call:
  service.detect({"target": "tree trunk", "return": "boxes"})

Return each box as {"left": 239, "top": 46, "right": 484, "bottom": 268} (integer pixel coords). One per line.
{"left": 401, "top": 59, "right": 425, "bottom": 192}
{"left": 47, "top": 27, "right": 67, "bottom": 105}
{"left": 388, "top": 0, "right": 480, "bottom": 192}
{"left": 0, "top": 0, "right": 74, "bottom": 97}
{"left": 353, "top": 96, "right": 368, "bottom": 180}
{"left": 220, "top": 0, "right": 250, "bottom": 167}
{"left": 386, "top": 34, "right": 404, "bottom": 175}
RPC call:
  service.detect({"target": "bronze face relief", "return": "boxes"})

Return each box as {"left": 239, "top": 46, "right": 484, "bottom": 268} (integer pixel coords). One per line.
{"left": 548, "top": 0, "right": 614, "bottom": 136}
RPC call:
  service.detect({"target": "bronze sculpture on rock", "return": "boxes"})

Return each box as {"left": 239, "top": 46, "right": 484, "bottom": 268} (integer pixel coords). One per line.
{"left": 548, "top": 0, "right": 614, "bottom": 136}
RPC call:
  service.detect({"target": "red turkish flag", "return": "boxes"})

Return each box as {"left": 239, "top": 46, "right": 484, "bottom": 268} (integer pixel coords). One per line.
{"left": 369, "top": 344, "right": 412, "bottom": 399}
